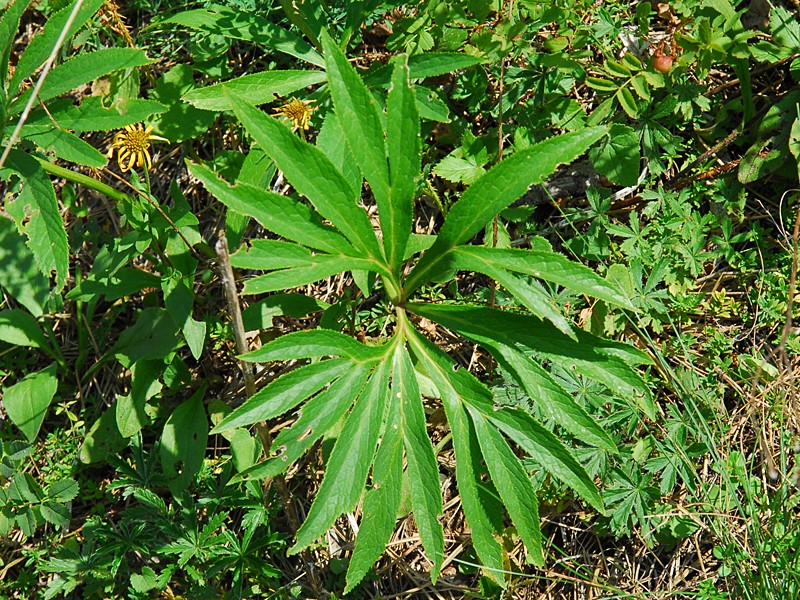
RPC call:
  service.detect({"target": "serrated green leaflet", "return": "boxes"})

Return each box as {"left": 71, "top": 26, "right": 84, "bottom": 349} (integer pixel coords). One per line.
{"left": 241, "top": 329, "right": 386, "bottom": 363}
{"left": 345, "top": 383, "right": 404, "bottom": 592}
{"left": 212, "top": 359, "right": 351, "bottom": 433}
{"left": 232, "top": 364, "right": 372, "bottom": 483}
{"left": 453, "top": 246, "right": 634, "bottom": 309}
{"left": 24, "top": 97, "right": 167, "bottom": 133}
{"left": 241, "top": 255, "right": 382, "bottom": 295}
{"left": 321, "top": 30, "right": 390, "bottom": 213}
{"left": 290, "top": 361, "right": 391, "bottom": 555}
{"left": 468, "top": 407, "right": 544, "bottom": 566}
{"left": 4, "top": 150, "right": 69, "bottom": 291}
{"left": 230, "top": 240, "right": 316, "bottom": 271}
{"left": 188, "top": 161, "right": 355, "bottom": 255}
{"left": 394, "top": 342, "right": 444, "bottom": 581}
{"left": 385, "top": 55, "right": 420, "bottom": 271}
{"left": 8, "top": 0, "right": 104, "bottom": 94}
{"left": 0, "top": 0, "right": 30, "bottom": 85}
{"left": 226, "top": 89, "right": 383, "bottom": 260}
{"left": 162, "top": 7, "right": 324, "bottom": 67}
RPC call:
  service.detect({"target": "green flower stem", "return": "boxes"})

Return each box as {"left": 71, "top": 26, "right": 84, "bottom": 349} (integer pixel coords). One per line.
{"left": 33, "top": 156, "right": 132, "bottom": 204}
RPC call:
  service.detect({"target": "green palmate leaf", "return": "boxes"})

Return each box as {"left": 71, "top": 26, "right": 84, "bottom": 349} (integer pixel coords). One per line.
{"left": 2, "top": 363, "right": 58, "bottom": 441}
{"left": 3, "top": 150, "right": 69, "bottom": 291}
{"left": 395, "top": 344, "right": 444, "bottom": 581}
{"left": 241, "top": 255, "right": 381, "bottom": 295}
{"left": 24, "top": 97, "right": 167, "bottom": 133}
{"left": 385, "top": 55, "right": 420, "bottom": 271}
{"left": 188, "top": 162, "right": 354, "bottom": 256}
{"left": 182, "top": 70, "right": 327, "bottom": 111}
{"left": 160, "top": 391, "right": 208, "bottom": 493}
{"left": 320, "top": 30, "right": 391, "bottom": 222}
{"left": 162, "top": 7, "right": 324, "bottom": 67}
{"left": 406, "top": 127, "right": 607, "bottom": 292}
{"left": 407, "top": 331, "right": 505, "bottom": 584}
{"left": 468, "top": 407, "right": 544, "bottom": 566}
{"left": 226, "top": 90, "right": 383, "bottom": 259}
{"left": 497, "top": 347, "right": 618, "bottom": 452}
{"left": 232, "top": 364, "right": 372, "bottom": 483}
{"left": 345, "top": 384, "right": 404, "bottom": 592}
{"left": 212, "top": 359, "right": 352, "bottom": 433}
{"left": 8, "top": 0, "right": 104, "bottom": 94}
{"left": 10, "top": 48, "right": 153, "bottom": 115}
{"left": 241, "top": 329, "right": 385, "bottom": 363}
{"left": 452, "top": 246, "right": 634, "bottom": 309}
{"left": 290, "top": 361, "right": 391, "bottom": 555}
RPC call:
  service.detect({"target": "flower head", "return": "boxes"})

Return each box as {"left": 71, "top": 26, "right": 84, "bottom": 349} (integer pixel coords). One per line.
{"left": 273, "top": 97, "right": 316, "bottom": 131}
{"left": 107, "top": 123, "right": 168, "bottom": 172}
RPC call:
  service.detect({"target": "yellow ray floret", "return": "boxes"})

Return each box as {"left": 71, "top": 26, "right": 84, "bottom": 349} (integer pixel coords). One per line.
{"left": 107, "top": 123, "right": 168, "bottom": 172}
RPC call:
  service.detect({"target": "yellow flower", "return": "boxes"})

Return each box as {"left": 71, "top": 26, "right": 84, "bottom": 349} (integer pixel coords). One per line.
{"left": 273, "top": 97, "right": 316, "bottom": 131}
{"left": 107, "top": 123, "right": 168, "bottom": 172}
